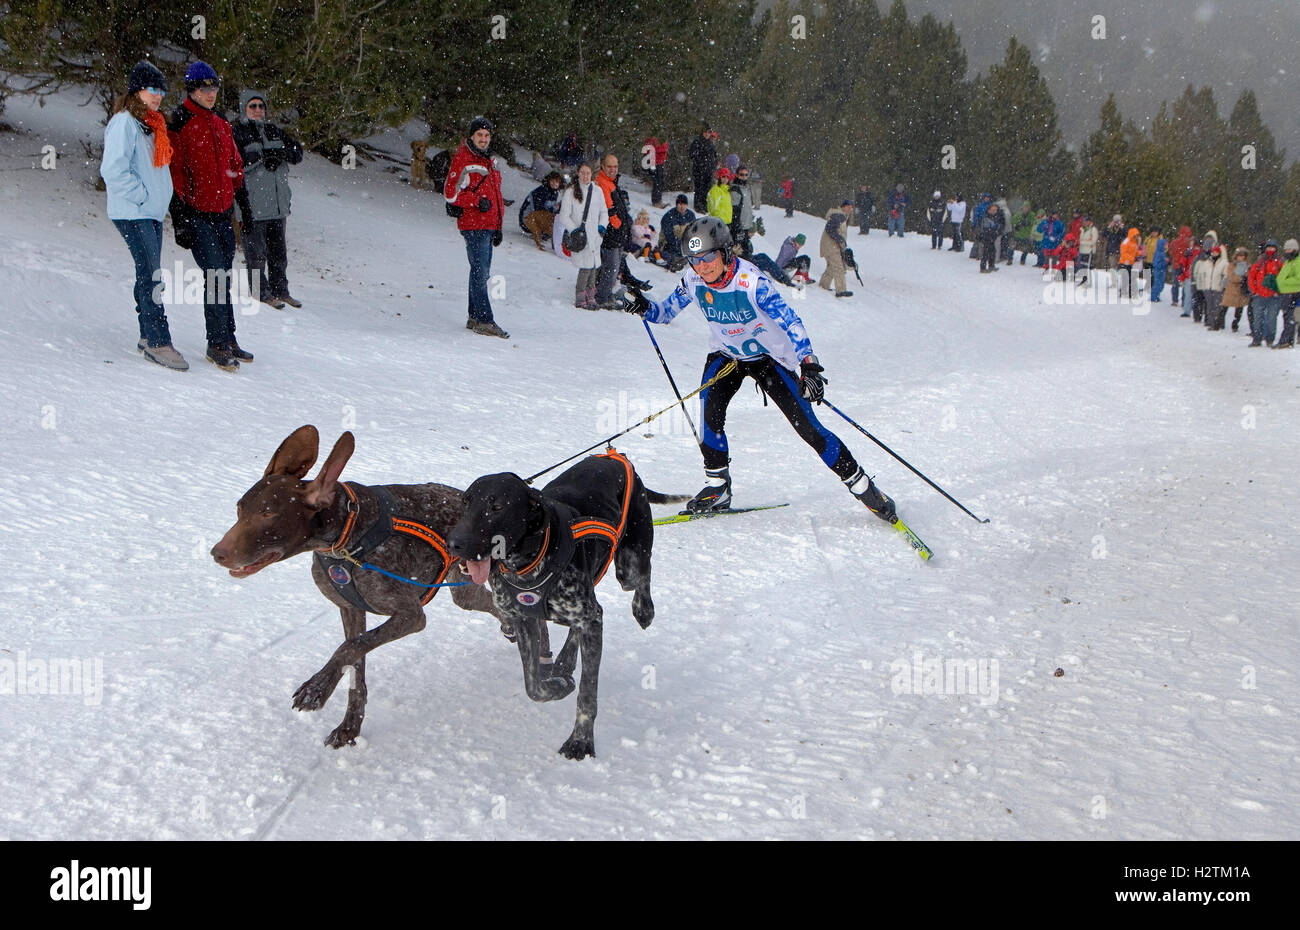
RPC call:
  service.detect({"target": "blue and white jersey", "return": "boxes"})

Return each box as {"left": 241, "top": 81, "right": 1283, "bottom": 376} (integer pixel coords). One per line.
{"left": 643, "top": 258, "right": 813, "bottom": 372}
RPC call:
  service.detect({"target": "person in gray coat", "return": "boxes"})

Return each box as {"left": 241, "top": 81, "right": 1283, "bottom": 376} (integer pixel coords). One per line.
{"left": 232, "top": 89, "right": 304, "bottom": 307}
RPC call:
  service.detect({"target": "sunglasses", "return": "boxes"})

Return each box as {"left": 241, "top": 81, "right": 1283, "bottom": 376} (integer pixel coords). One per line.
{"left": 144, "top": 86, "right": 165, "bottom": 96}
{"left": 247, "top": 102, "right": 266, "bottom": 110}
{"left": 687, "top": 250, "right": 721, "bottom": 265}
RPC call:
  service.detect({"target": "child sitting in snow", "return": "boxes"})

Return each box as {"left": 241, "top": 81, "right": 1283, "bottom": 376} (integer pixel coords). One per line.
{"left": 630, "top": 210, "right": 656, "bottom": 255}
{"left": 1045, "top": 234, "right": 1079, "bottom": 281}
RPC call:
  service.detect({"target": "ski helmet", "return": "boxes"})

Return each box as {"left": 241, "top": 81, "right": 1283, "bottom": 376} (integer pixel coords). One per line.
{"left": 679, "top": 216, "right": 733, "bottom": 262}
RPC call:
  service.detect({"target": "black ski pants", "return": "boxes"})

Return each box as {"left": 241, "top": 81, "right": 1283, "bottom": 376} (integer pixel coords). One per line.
{"left": 698, "top": 352, "right": 858, "bottom": 480}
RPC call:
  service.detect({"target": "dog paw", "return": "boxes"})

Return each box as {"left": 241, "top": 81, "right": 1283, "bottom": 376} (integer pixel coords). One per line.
{"left": 324, "top": 724, "right": 359, "bottom": 749}
{"left": 543, "top": 674, "right": 576, "bottom": 700}
{"left": 632, "top": 591, "right": 654, "bottom": 629}
{"left": 558, "top": 735, "right": 595, "bottom": 760}
{"left": 292, "top": 668, "right": 342, "bottom": 712}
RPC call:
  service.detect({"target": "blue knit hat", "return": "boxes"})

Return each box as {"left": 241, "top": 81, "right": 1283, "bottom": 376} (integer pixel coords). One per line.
{"left": 184, "top": 61, "right": 220, "bottom": 90}
{"left": 127, "top": 60, "right": 167, "bottom": 95}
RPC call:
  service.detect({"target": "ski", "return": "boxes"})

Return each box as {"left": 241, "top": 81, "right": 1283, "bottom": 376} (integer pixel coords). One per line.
{"left": 893, "top": 518, "right": 933, "bottom": 560}
{"left": 653, "top": 503, "right": 789, "bottom": 526}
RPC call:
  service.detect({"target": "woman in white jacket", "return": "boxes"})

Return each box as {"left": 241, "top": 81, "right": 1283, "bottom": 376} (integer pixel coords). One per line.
{"left": 1195, "top": 245, "right": 1230, "bottom": 330}
{"left": 557, "top": 163, "right": 609, "bottom": 310}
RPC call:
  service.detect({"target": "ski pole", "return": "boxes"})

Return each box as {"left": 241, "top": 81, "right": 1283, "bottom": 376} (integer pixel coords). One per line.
{"left": 526, "top": 360, "right": 737, "bottom": 484}
{"left": 639, "top": 311, "right": 703, "bottom": 447}
{"left": 822, "top": 400, "right": 990, "bottom": 524}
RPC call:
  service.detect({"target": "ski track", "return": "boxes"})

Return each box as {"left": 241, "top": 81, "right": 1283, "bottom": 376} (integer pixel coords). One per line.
{"left": 1, "top": 89, "right": 1297, "bottom": 840}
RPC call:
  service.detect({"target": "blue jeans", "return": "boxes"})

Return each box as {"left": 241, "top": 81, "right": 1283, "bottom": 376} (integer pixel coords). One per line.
{"left": 190, "top": 210, "right": 237, "bottom": 345}
{"left": 1279, "top": 294, "right": 1299, "bottom": 345}
{"left": 461, "top": 229, "right": 496, "bottom": 323}
{"left": 1170, "top": 277, "right": 1180, "bottom": 304}
{"left": 887, "top": 214, "right": 904, "bottom": 236}
{"left": 1255, "top": 295, "right": 1281, "bottom": 344}
{"left": 112, "top": 219, "right": 171, "bottom": 347}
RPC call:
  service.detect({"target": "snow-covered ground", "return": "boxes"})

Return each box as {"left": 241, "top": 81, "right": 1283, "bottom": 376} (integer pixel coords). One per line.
{"left": 1, "top": 89, "right": 1297, "bottom": 840}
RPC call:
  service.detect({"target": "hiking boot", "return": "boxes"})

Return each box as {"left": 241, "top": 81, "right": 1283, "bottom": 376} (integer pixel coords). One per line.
{"left": 980, "top": 268, "right": 991, "bottom": 274}
{"left": 835, "top": 290, "right": 854, "bottom": 297}
{"left": 206, "top": 343, "right": 241, "bottom": 371}
{"left": 686, "top": 467, "right": 732, "bottom": 514}
{"left": 275, "top": 293, "right": 303, "bottom": 308}
{"left": 469, "top": 320, "right": 510, "bottom": 339}
{"left": 1273, "top": 342, "right": 1293, "bottom": 349}
{"left": 1248, "top": 341, "right": 1263, "bottom": 347}
{"left": 466, "top": 319, "right": 476, "bottom": 330}
{"left": 845, "top": 467, "right": 897, "bottom": 523}
{"left": 261, "top": 295, "right": 286, "bottom": 309}
{"left": 138, "top": 340, "right": 189, "bottom": 371}
{"left": 227, "top": 340, "right": 254, "bottom": 363}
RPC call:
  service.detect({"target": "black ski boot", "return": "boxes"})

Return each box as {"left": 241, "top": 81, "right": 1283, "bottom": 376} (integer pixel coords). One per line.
{"left": 845, "top": 467, "right": 896, "bottom": 523}
{"left": 686, "top": 467, "right": 732, "bottom": 513}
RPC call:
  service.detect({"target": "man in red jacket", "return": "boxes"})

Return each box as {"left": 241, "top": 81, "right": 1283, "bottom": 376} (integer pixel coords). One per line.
{"left": 1168, "top": 225, "right": 1193, "bottom": 307}
{"left": 168, "top": 60, "right": 249, "bottom": 370}
{"left": 444, "top": 116, "right": 508, "bottom": 338}
{"left": 644, "top": 135, "right": 668, "bottom": 207}
{"left": 1246, "top": 239, "right": 1285, "bottom": 347}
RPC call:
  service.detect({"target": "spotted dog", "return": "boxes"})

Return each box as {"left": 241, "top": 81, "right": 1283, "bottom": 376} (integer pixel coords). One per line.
{"left": 446, "top": 451, "right": 680, "bottom": 760}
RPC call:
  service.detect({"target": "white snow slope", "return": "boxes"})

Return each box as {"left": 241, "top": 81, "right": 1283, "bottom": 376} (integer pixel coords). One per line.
{"left": 1, "top": 90, "right": 1297, "bottom": 840}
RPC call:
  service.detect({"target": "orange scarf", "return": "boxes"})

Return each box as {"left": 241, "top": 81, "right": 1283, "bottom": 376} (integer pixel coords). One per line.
{"left": 143, "top": 108, "right": 172, "bottom": 167}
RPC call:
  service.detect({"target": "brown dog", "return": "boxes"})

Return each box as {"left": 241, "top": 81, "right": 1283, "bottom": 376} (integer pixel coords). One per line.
{"left": 410, "top": 139, "right": 430, "bottom": 189}
{"left": 210, "top": 425, "right": 501, "bottom": 747}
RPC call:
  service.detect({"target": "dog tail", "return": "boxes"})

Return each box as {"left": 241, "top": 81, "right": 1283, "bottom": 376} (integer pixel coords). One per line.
{"left": 644, "top": 488, "right": 692, "bottom": 505}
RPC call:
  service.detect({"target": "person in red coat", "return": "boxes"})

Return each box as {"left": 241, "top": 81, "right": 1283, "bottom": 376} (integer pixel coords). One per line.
{"left": 1046, "top": 233, "right": 1079, "bottom": 281}
{"left": 644, "top": 135, "right": 669, "bottom": 207}
{"left": 1168, "top": 225, "right": 1193, "bottom": 305}
{"left": 1246, "top": 239, "right": 1285, "bottom": 347}
{"left": 167, "top": 60, "right": 250, "bottom": 370}
{"left": 444, "top": 116, "right": 508, "bottom": 338}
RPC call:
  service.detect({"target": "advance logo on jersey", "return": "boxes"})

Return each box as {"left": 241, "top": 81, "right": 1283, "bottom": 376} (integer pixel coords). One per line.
{"left": 50, "top": 860, "right": 151, "bottom": 910}
{"left": 695, "top": 285, "right": 756, "bottom": 325}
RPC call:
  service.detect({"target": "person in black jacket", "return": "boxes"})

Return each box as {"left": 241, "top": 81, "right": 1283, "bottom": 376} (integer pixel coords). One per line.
{"left": 688, "top": 126, "right": 718, "bottom": 213}
{"left": 926, "top": 191, "right": 946, "bottom": 249}
{"left": 855, "top": 186, "right": 875, "bottom": 236}
{"left": 518, "top": 170, "right": 563, "bottom": 249}
{"left": 232, "top": 89, "right": 304, "bottom": 308}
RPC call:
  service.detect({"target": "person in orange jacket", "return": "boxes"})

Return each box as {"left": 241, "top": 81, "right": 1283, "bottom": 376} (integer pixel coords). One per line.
{"left": 1119, "top": 227, "right": 1142, "bottom": 299}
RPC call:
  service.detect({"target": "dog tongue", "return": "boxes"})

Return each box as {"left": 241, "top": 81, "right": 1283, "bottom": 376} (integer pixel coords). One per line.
{"left": 465, "top": 558, "right": 491, "bottom": 586}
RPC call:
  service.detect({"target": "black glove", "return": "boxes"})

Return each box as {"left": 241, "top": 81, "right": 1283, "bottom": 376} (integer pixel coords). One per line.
{"left": 172, "top": 202, "right": 195, "bottom": 249}
{"left": 477, "top": 195, "right": 492, "bottom": 213}
{"left": 262, "top": 154, "right": 281, "bottom": 172}
{"left": 799, "top": 356, "right": 827, "bottom": 404}
{"left": 624, "top": 289, "right": 651, "bottom": 316}
{"left": 492, "top": 229, "right": 502, "bottom": 247}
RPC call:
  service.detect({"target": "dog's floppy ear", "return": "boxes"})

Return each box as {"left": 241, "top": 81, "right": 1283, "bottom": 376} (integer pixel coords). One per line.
{"left": 303, "top": 431, "right": 355, "bottom": 510}
{"left": 264, "top": 425, "right": 319, "bottom": 479}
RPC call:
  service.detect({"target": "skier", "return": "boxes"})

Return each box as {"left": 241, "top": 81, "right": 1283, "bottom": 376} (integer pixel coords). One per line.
{"left": 624, "top": 216, "right": 900, "bottom": 524}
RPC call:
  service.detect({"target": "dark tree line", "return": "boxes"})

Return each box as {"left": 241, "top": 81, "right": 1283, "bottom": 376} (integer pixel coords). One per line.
{"left": 1, "top": 0, "right": 1294, "bottom": 242}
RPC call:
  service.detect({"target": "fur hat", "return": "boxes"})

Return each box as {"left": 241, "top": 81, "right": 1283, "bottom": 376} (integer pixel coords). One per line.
{"left": 127, "top": 60, "right": 167, "bottom": 95}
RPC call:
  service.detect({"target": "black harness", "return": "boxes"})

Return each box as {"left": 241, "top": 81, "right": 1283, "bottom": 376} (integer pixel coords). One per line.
{"left": 314, "top": 484, "right": 455, "bottom": 614}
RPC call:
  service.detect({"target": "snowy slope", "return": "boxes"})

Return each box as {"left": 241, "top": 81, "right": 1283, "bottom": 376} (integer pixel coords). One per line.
{"left": 1, "top": 90, "right": 1297, "bottom": 840}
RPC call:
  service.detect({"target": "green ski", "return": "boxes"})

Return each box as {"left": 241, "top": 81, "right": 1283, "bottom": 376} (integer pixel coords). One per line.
{"left": 653, "top": 503, "right": 790, "bottom": 526}
{"left": 893, "top": 518, "right": 933, "bottom": 560}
